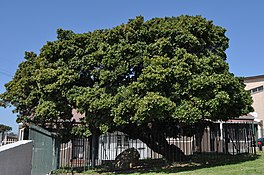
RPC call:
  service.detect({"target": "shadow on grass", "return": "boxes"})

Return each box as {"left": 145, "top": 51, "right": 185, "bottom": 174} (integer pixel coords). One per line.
{"left": 54, "top": 153, "right": 260, "bottom": 174}
{"left": 111, "top": 153, "right": 260, "bottom": 174}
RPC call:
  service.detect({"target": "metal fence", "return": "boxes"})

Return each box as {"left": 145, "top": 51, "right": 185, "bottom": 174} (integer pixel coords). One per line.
{"left": 57, "top": 121, "right": 257, "bottom": 171}
{"left": 0, "top": 136, "right": 18, "bottom": 146}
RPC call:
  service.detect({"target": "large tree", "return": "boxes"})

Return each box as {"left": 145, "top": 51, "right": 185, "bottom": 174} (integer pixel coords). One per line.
{"left": 0, "top": 16, "right": 253, "bottom": 161}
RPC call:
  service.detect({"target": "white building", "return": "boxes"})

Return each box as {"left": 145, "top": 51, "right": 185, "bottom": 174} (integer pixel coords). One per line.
{"left": 244, "top": 75, "right": 264, "bottom": 137}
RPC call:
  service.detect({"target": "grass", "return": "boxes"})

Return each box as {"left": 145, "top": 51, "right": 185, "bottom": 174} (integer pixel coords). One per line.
{"left": 52, "top": 152, "right": 264, "bottom": 175}
{"left": 119, "top": 153, "right": 264, "bottom": 175}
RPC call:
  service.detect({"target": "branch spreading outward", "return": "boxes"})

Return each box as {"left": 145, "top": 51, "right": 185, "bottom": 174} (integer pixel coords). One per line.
{"left": 0, "top": 16, "right": 253, "bottom": 153}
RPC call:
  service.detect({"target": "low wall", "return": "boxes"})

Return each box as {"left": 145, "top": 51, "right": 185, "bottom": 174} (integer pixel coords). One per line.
{"left": 0, "top": 140, "right": 33, "bottom": 175}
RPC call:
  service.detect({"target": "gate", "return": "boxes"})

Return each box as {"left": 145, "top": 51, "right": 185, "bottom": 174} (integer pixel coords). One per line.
{"left": 29, "top": 124, "right": 59, "bottom": 175}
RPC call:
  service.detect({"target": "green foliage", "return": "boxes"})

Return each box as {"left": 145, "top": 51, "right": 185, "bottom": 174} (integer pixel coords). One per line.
{"left": 71, "top": 125, "right": 91, "bottom": 137}
{"left": 0, "top": 15, "right": 253, "bottom": 137}
{"left": 0, "top": 124, "right": 12, "bottom": 132}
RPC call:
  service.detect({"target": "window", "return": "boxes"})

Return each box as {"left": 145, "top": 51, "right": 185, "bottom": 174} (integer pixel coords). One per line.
{"left": 116, "top": 135, "right": 129, "bottom": 147}
{"left": 249, "top": 85, "right": 263, "bottom": 94}
{"left": 117, "top": 136, "right": 122, "bottom": 147}
{"left": 72, "top": 138, "right": 84, "bottom": 159}
{"left": 124, "top": 136, "right": 129, "bottom": 147}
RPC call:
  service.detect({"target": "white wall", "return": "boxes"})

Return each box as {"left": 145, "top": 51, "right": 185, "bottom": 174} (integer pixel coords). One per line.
{"left": 0, "top": 140, "right": 33, "bottom": 175}
{"left": 244, "top": 77, "right": 264, "bottom": 122}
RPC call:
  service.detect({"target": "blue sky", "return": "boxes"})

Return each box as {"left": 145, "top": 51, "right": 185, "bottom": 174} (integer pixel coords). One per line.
{"left": 0, "top": 1, "right": 263, "bottom": 133}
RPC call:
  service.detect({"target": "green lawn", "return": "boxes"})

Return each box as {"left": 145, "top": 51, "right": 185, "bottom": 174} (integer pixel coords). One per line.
{"left": 114, "top": 153, "right": 264, "bottom": 175}
{"left": 54, "top": 152, "right": 264, "bottom": 175}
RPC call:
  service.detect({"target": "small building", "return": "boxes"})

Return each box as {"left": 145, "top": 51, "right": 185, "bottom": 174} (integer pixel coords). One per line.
{"left": 0, "top": 133, "right": 18, "bottom": 146}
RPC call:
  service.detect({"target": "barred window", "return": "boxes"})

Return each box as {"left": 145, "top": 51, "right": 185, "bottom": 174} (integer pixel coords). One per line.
{"left": 117, "top": 135, "right": 122, "bottom": 147}
{"left": 124, "top": 136, "right": 129, "bottom": 147}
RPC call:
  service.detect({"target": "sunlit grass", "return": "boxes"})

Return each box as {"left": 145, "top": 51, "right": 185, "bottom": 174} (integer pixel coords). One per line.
{"left": 53, "top": 152, "right": 264, "bottom": 175}
{"left": 115, "top": 152, "right": 264, "bottom": 175}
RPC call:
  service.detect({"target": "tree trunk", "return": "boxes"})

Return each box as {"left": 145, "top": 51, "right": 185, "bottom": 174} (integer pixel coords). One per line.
{"left": 121, "top": 124, "right": 186, "bottom": 162}
{"left": 195, "top": 131, "right": 203, "bottom": 152}
{"left": 139, "top": 131, "right": 186, "bottom": 162}
{"left": 90, "top": 127, "right": 100, "bottom": 168}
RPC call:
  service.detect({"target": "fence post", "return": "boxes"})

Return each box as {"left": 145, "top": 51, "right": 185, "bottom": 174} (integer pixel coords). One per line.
{"left": 55, "top": 136, "right": 60, "bottom": 169}
{"left": 91, "top": 133, "right": 96, "bottom": 169}
{"left": 252, "top": 121, "right": 256, "bottom": 155}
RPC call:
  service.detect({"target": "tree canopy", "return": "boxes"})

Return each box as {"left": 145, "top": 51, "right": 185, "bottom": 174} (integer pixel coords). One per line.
{"left": 0, "top": 15, "right": 253, "bottom": 160}
{"left": 0, "top": 124, "right": 12, "bottom": 132}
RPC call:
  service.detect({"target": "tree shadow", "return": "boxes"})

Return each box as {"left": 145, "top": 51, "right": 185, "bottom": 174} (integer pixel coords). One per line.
{"left": 111, "top": 153, "right": 260, "bottom": 174}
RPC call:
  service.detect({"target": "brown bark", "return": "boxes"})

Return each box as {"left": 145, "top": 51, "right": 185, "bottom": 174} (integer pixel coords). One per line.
{"left": 121, "top": 124, "right": 186, "bottom": 162}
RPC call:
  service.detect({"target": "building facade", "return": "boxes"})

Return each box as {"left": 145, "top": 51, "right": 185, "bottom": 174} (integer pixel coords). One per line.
{"left": 244, "top": 75, "right": 264, "bottom": 137}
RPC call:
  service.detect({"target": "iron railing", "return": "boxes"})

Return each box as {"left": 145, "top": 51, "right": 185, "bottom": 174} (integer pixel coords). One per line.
{"left": 57, "top": 121, "right": 257, "bottom": 171}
